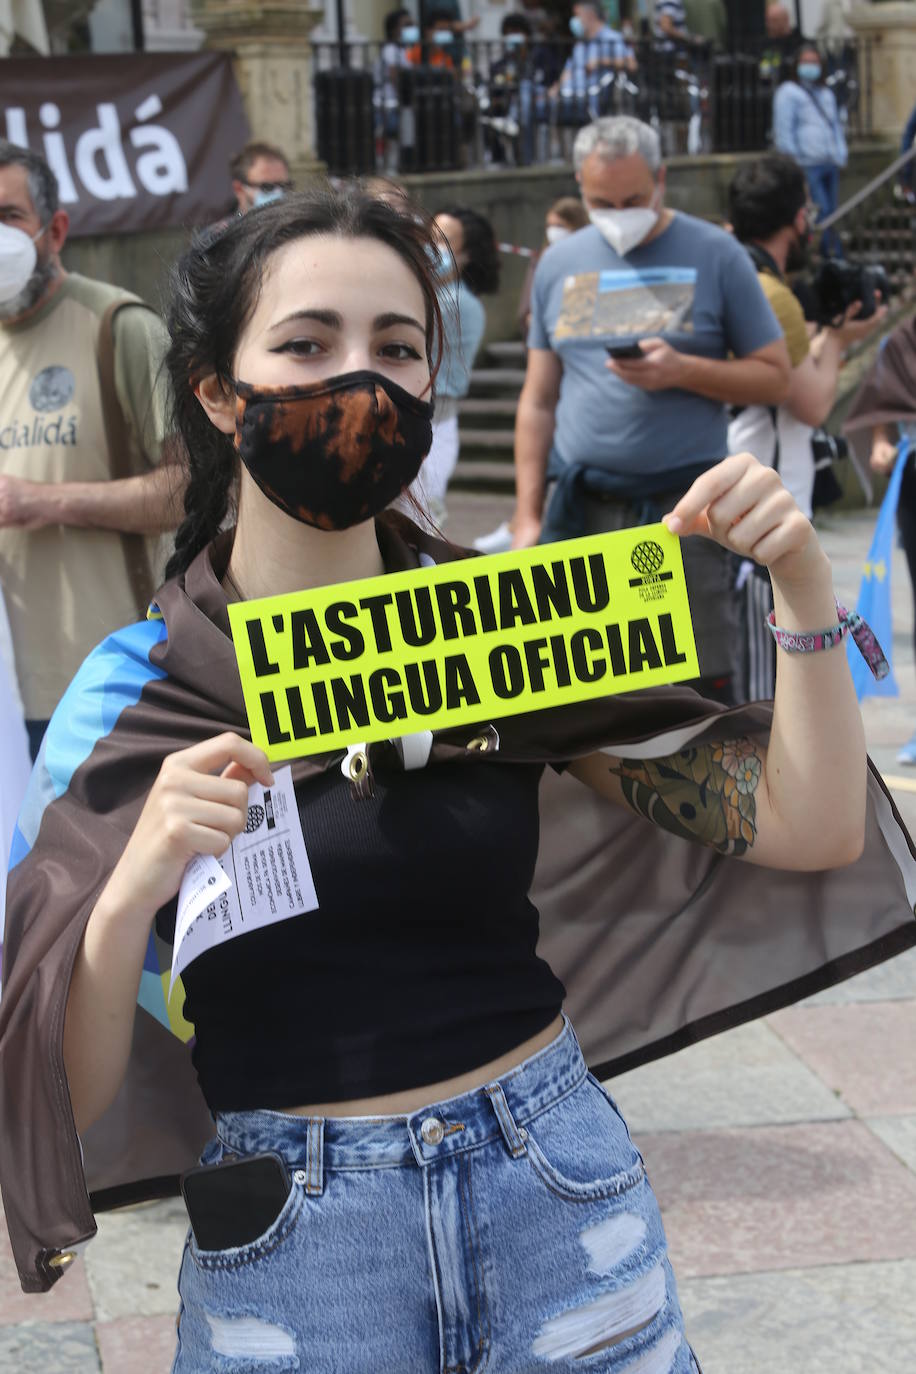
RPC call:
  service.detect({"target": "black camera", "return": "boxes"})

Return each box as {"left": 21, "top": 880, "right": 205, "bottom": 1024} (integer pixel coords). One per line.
{"left": 800, "top": 259, "right": 891, "bottom": 327}
{"left": 810, "top": 430, "right": 850, "bottom": 465}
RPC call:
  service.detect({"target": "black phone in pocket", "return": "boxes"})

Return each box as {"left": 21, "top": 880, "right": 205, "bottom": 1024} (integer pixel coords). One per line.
{"left": 181, "top": 1151, "right": 292, "bottom": 1251}
{"left": 605, "top": 341, "right": 645, "bottom": 360}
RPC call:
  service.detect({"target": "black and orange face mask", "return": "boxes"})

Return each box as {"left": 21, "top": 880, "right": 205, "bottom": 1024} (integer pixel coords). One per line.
{"left": 233, "top": 371, "right": 434, "bottom": 530}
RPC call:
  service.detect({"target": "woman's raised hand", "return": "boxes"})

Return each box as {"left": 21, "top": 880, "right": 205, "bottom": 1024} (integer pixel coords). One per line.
{"left": 662, "top": 452, "right": 827, "bottom": 589}
{"left": 108, "top": 732, "right": 274, "bottom": 920}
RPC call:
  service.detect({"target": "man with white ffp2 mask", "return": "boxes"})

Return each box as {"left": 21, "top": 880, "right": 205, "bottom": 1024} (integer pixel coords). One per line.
{"left": 0, "top": 140, "right": 183, "bottom": 762}
{"left": 511, "top": 115, "right": 791, "bottom": 704}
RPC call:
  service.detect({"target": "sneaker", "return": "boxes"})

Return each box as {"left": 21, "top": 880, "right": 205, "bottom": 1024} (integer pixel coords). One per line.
{"left": 897, "top": 730, "right": 916, "bottom": 765}
{"left": 472, "top": 521, "right": 513, "bottom": 554}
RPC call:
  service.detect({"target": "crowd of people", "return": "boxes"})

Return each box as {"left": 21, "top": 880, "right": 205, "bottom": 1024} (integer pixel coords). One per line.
{"left": 361, "top": 0, "right": 860, "bottom": 169}
{"left": 1, "top": 60, "right": 916, "bottom": 1372}
{"left": 0, "top": 101, "right": 907, "bottom": 785}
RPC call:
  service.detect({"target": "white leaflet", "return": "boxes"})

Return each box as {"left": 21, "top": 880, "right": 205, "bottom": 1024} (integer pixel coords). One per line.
{"left": 170, "top": 766, "right": 318, "bottom": 991}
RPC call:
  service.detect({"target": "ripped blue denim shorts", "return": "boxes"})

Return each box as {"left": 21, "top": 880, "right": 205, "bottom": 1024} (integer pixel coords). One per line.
{"left": 173, "top": 1017, "right": 701, "bottom": 1373}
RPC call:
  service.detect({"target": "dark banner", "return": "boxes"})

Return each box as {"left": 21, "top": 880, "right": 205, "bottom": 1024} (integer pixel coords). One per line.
{"left": 1, "top": 52, "right": 250, "bottom": 237}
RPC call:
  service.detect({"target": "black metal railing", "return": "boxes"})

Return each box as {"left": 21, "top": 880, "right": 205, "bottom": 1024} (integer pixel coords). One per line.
{"left": 312, "top": 34, "right": 878, "bottom": 177}
{"left": 818, "top": 143, "right": 916, "bottom": 300}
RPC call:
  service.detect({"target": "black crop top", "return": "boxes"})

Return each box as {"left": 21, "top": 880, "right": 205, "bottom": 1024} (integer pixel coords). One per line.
{"left": 173, "top": 758, "right": 566, "bottom": 1110}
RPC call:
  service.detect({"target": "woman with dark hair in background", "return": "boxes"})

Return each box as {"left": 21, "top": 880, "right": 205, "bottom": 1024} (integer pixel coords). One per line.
{"left": 411, "top": 203, "right": 501, "bottom": 525}
{"left": 1, "top": 185, "right": 911, "bottom": 1374}
{"left": 773, "top": 41, "right": 847, "bottom": 256}
{"left": 476, "top": 195, "right": 590, "bottom": 554}
{"left": 517, "top": 195, "right": 590, "bottom": 339}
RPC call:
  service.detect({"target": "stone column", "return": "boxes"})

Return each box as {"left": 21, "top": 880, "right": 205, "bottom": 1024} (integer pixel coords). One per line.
{"left": 191, "top": 0, "right": 327, "bottom": 181}
{"left": 0, "top": 0, "right": 49, "bottom": 56}
{"left": 849, "top": 2, "right": 916, "bottom": 139}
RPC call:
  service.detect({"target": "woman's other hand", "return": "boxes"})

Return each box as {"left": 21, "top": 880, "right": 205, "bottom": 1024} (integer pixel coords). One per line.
{"left": 108, "top": 732, "right": 274, "bottom": 919}
{"left": 663, "top": 452, "right": 825, "bottom": 590}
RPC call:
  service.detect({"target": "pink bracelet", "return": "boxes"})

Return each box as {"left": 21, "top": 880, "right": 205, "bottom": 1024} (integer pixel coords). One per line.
{"left": 765, "top": 602, "right": 889, "bottom": 681}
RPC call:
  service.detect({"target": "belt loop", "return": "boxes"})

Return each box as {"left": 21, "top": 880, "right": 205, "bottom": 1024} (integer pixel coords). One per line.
{"left": 484, "top": 1082, "right": 528, "bottom": 1158}
{"left": 305, "top": 1118, "right": 325, "bottom": 1196}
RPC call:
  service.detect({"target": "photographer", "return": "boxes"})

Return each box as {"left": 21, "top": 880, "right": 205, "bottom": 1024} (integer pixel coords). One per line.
{"left": 727, "top": 153, "right": 885, "bottom": 698}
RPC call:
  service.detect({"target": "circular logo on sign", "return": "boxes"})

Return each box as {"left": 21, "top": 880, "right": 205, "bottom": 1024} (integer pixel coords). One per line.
{"left": 29, "top": 365, "right": 75, "bottom": 413}
{"left": 630, "top": 541, "right": 665, "bottom": 577}
{"left": 245, "top": 804, "right": 266, "bottom": 834}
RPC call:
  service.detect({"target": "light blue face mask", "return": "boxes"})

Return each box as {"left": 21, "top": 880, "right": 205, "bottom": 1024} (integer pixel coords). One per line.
{"left": 504, "top": 32, "right": 526, "bottom": 47}
{"left": 569, "top": 16, "right": 585, "bottom": 38}
{"left": 798, "top": 62, "right": 822, "bottom": 83}
{"left": 400, "top": 24, "right": 420, "bottom": 43}
{"left": 253, "top": 187, "right": 285, "bottom": 208}
{"left": 432, "top": 29, "right": 454, "bottom": 44}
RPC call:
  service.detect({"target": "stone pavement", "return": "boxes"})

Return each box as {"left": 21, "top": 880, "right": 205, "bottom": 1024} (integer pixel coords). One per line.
{"left": 2, "top": 497, "right": 915, "bottom": 1372}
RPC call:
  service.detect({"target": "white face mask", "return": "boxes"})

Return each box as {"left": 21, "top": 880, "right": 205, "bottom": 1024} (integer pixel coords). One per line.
{"left": 0, "top": 221, "right": 44, "bottom": 305}
{"left": 545, "top": 224, "right": 571, "bottom": 245}
{"left": 588, "top": 194, "right": 660, "bottom": 256}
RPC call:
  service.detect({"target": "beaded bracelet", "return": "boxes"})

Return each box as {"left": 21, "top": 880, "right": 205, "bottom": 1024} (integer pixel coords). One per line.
{"left": 765, "top": 602, "right": 890, "bottom": 681}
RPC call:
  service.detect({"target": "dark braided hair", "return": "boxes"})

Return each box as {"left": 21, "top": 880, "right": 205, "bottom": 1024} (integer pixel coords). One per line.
{"left": 164, "top": 185, "right": 445, "bottom": 578}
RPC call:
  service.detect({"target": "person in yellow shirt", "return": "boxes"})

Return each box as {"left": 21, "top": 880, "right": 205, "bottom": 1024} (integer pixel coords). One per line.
{"left": 727, "top": 152, "right": 884, "bottom": 698}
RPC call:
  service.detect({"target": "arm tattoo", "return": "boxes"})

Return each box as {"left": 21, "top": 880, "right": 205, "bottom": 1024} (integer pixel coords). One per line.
{"left": 608, "top": 738, "right": 762, "bottom": 856}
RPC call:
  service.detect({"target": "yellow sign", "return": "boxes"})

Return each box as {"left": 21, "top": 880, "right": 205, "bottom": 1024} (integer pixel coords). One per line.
{"left": 228, "top": 525, "right": 699, "bottom": 761}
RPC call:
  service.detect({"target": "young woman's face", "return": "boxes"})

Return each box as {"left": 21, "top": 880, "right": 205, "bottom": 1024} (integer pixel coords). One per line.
{"left": 232, "top": 234, "right": 431, "bottom": 398}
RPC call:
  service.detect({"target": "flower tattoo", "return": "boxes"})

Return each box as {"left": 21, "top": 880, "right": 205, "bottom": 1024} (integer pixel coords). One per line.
{"left": 608, "top": 738, "right": 762, "bottom": 856}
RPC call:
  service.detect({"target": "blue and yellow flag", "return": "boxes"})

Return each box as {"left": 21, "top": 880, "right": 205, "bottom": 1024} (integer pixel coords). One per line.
{"left": 847, "top": 436, "right": 910, "bottom": 701}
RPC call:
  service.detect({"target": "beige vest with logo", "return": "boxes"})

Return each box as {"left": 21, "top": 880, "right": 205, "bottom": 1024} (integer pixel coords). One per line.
{"left": 0, "top": 279, "right": 152, "bottom": 719}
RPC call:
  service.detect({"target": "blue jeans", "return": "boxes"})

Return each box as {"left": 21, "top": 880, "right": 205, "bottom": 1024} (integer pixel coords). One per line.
{"left": 806, "top": 162, "right": 842, "bottom": 257}
{"left": 173, "top": 1018, "right": 699, "bottom": 1372}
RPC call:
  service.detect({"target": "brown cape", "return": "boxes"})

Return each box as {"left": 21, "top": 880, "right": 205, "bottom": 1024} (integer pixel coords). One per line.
{"left": 843, "top": 316, "right": 916, "bottom": 436}
{"left": 2, "top": 517, "right": 915, "bottom": 1293}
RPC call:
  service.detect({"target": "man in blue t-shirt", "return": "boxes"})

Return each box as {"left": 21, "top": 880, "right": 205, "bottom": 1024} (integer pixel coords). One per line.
{"left": 513, "top": 115, "right": 790, "bottom": 701}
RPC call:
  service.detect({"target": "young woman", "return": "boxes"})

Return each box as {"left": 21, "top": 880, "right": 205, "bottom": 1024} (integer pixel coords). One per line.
{"left": 474, "top": 196, "right": 590, "bottom": 554}
{"left": 1, "top": 189, "right": 912, "bottom": 1373}
{"left": 411, "top": 203, "right": 500, "bottom": 525}
{"left": 515, "top": 195, "right": 590, "bottom": 340}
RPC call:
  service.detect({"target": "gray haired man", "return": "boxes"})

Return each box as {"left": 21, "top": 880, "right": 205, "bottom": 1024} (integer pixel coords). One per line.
{"left": 512, "top": 115, "right": 791, "bottom": 702}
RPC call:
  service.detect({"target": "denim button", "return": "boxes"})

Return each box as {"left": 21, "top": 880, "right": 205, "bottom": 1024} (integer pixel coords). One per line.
{"left": 293, "top": 1169, "right": 307, "bottom": 1185}
{"left": 420, "top": 1117, "right": 445, "bottom": 1145}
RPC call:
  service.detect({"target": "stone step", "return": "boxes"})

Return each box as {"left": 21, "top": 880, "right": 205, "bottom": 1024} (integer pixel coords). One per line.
{"left": 843, "top": 242, "right": 916, "bottom": 259}
{"left": 450, "top": 458, "right": 516, "bottom": 492}
{"left": 456, "top": 427, "right": 515, "bottom": 450}
{"left": 469, "top": 367, "right": 527, "bottom": 390}
{"left": 458, "top": 396, "right": 518, "bottom": 419}
{"left": 485, "top": 340, "right": 526, "bottom": 365}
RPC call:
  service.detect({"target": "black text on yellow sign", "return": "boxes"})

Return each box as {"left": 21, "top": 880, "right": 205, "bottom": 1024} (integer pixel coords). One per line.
{"left": 228, "top": 525, "right": 699, "bottom": 760}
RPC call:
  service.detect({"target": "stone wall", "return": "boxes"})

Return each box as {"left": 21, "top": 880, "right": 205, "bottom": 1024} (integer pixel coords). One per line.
{"left": 61, "top": 141, "right": 899, "bottom": 344}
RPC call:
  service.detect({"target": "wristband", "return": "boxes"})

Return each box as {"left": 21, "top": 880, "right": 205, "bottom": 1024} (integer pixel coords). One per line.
{"left": 765, "top": 602, "right": 889, "bottom": 681}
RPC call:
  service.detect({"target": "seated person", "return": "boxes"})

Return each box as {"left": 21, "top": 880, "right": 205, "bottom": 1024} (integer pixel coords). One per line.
{"left": 406, "top": 11, "right": 458, "bottom": 70}
{"left": 653, "top": 0, "right": 691, "bottom": 51}
{"left": 551, "top": 0, "right": 635, "bottom": 123}
{"left": 376, "top": 9, "right": 417, "bottom": 136}
{"left": 486, "top": 14, "right": 544, "bottom": 164}
{"left": 759, "top": 2, "right": 801, "bottom": 85}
